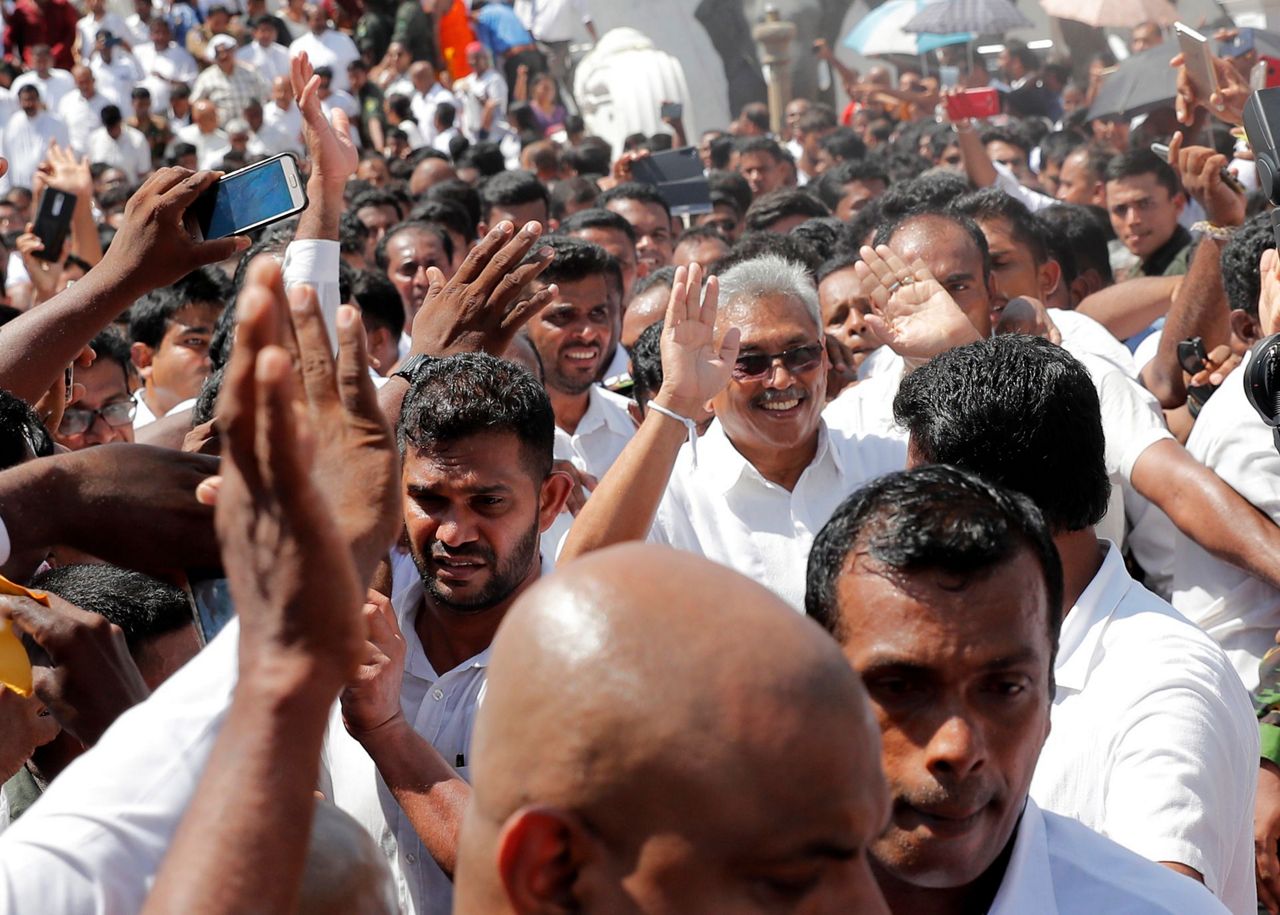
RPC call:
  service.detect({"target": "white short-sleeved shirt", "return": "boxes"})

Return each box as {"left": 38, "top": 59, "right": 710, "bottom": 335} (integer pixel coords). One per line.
{"left": 552, "top": 386, "right": 636, "bottom": 481}
{"left": 649, "top": 419, "right": 905, "bottom": 609}
{"left": 991, "top": 800, "right": 1230, "bottom": 914}
{"left": 1171, "top": 349, "right": 1280, "bottom": 688}
{"left": 1055, "top": 308, "right": 1139, "bottom": 379}
{"left": 1029, "top": 543, "right": 1257, "bottom": 914}
{"left": 288, "top": 29, "right": 360, "bottom": 93}
{"left": 320, "top": 551, "right": 485, "bottom": 915}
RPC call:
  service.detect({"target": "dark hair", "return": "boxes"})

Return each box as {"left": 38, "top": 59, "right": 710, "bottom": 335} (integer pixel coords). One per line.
{"left": 548, "top": 175, "right": 599, "bottom": 222}
{"left": 1004, "top": 41, "right": 1041, "bottom": 73}
{"left": 1038, "top": 129, "right": 1085, "bottom": 169}
{"left": 706, "top": 134, "right": 734, "bottom": 170}
{"left": 675, "top": 223, "right": 729, "bottom": 249}
{"left": 522, "top": 234, "right": 618, "bottom": 288}
{"left": 1104, "top": 148, "right": 1180, "bottom": 199}
{"left": 980, "top": 124, "right": 1031, "bottom": 158}
{"left": 743, "top": 189, "right": 830, "bottom": 233}
{"left": 89, "top": 327, "right": 132, "bottom": 382}
{"left": 713, "top": 230, "right": 823, "bottom": 277}
{"left": 876, "top": 171, "right": 970, "bottom": 221}
{"left": 563, "top": 136, "right": 611, "bottom": 177}
{"left": 559, "top": 206, "right": 637, "bottom": 245}
{"left": 478, "top": 170, "right": 549, "bottom": 224}
{"left": 457, "top": 141, "right": 506, "bottom": 178}
{"left": 339, "top": 209, "right": 370, "bottom": 257}
{"left": 29, "top": 564, "right": 193, "bottom": 648}
{"left": 130, "top": 86, "right": 151, "bottom": 101}
{"left": 435, "top": 100, "right": 456, "bottom": 128}
{"left": 805, "top": 464, "right": 1063, "bottom": 657}
{"left": 397, "top": 352, "right": 555, "bottom": 479}
{"left": 868, "top": 148, "right": 933, "bottom": 184}
{"left": 951, "top": 187, "right": 1048, "bottom": 265}
{"left": 894, "top": 335, "right": 1111, "bottom": 532}
{"left": 873, "top": 209, "right": 992, "bottom": 281}
{"left": 425, "top": 178, "right": 482, "bottom": 235}
{"left": 1064, "top": 143, "right": 1114, "bottom": 186}
{"left": 630, "top": 264, "right": 677, "bottom": 300}
{"left": 818, "top": 126, "right": 868, "bottom": 164}
{"left": 1222, "top": 211, "right": 1275, "bottom": 318}
{"left": 129, "top": 268, "right": 231, "bottom": 348}
{"left": 374, "top": 220, "right": 454, "bottom": 271}
{"left": 192, "top": 366, "right": 223, "bottom": 427}
{"left": 0, "top": 388, "right": 52, "bottom": 470}
{"left": 598, "top": 181, "right": 672, "bottom": 221}
{"left": 734, "top": 135, "right": 787, "bottom": 163}
{"left": 629, "top": 318, "right": 664, "bottom": 407}
{"left": 791, "top": 218, "right": 853, "bottom": 263}
{"left": 813, "top": 159, "right": 888, "bottom": 211}
{"left": 100, "top": 104, "right": 123, "bottom": 128}
{"left": 351, "top": 188, "right": 405, "bottom": 220}
{"left": 796, "top": 103, "right": 837, "bottom": 134}
{"left": 707, "top": 169, "right": 752, "bottom": 218}
{"left": 816, "top": 252, "right": 860, "bottom": 285}
{"left": 740, "top": 102, "right": 771, "bottom": 133}
{"left": 1036, "top": 204, "right": 1113, "bottom": 288}
{"left": 407, "top": 198, "right": 476, "bottom": 244}
{"left": 352, "top": 269, "right": 405, "bottom": 335}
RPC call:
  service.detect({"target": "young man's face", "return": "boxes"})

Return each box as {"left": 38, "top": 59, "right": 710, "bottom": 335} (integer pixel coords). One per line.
{"left": 527, "top": 274, "right": 617, "bottom": 399}
{"left": 976, "top": 216, "right": 1054, "bottom": 316}
{"left": 54, "top": 357, "right": 135, "bottom": 450}
{"left": 133, "top": 302, "right": 222, "bottom": 413}
{"left": 1106, "top": 173, "right": 1184, "bottom": 261}
{"left": 604, "top": 198, "right": 673, "bottom": 272}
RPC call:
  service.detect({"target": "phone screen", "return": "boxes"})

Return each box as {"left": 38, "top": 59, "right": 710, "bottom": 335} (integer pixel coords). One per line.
{"left": 199, "top": 156, "right": 301, "bottom": 239}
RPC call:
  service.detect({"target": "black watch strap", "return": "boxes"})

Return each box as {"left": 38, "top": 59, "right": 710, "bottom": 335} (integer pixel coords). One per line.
{"left": 393, "top": 353, "right": 433, "bottom": 385}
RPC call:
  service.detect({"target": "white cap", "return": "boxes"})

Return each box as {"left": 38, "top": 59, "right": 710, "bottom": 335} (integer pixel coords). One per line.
{"left": 207, "top": 33, "right": 237, "bottom": 61}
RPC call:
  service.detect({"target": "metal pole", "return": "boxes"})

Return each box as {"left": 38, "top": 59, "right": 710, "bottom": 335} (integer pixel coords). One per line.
{"left": 753, "top": 5, "right": 797, "bottom": 135}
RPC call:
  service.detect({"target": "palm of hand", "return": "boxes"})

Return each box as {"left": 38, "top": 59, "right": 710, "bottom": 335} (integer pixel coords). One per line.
{"left": 879, "top": 279, "right": 958, "bottom": 353}
{"left": 664, "top": 318, "right": 730, "bottom": 401}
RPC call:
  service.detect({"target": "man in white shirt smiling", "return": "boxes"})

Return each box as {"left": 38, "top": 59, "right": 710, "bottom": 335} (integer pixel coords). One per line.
{"left": 806, "top": 464, "right": 1230, "bottom": 914}
{"left": 891, "top": 335, "right": 1257, "bottom": 913}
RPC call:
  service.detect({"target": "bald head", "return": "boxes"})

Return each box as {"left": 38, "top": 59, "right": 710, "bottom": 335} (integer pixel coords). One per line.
{"left": 456, "top": 544, "right": 891, "bottom": 915}
{"left": 410, "top": 156, "right": 457, "bottom": 196}
{"left": 298, "top": 801, "right": 397, "bottom": 915}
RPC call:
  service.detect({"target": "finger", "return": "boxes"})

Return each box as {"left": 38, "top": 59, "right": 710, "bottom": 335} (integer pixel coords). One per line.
{"left": 698, "top": 275, "right": 719, "bottom": 328}
{"left": 665, "top": 266, "right": 689, "bottom": 330}
{"left": 474, "top": 221, "right": 546, "bottom": 297}
{"left": 1166, "top": 130, "right": 1183, "bottom": 165}
{"left": 195, "top": 475, "right": 222, "bottom": 506}
{"left": 191, "top": 235, "right": 252, "bottom": 267}
{"left": 335, "top": 304, "right": 382, "bottom": 420}
{"left": 218, "top": 289, "right": 274, "bottom": 487}
{"left": 253, "top": 344, "right": 306, "bottom": 498}
{"left": 141, "top": 165, "right": 198, "bottom": 198}
{"left": 859, "top": 245, "right": 898, "bottom": 291}
{"left": 329, "top": 106, "right": 351, "bottom": 140}
{"left": 452, "top": 221, "right": 516, "bottom": 287}
{"left": 853, "top": 259, "right": 890, "bottom": 312}
{"left": 159, "top": 169, "right": 221, "bottom": 210}
{"left": 685, "top": 261, "right": 703, "bottom": 323}
{"left": 289, "top": 284, "right": 339, "bottom": 408}
{"left": 908, "top": 257, "right": 934, "bottom": 285}
{"left": 876, "top": 245, "right": 917, "bottom": 283}
{"left": 500, "top": 284, "right": 557, "bottom": 336}
{"left": 579, "top": 472, "right": 599, "bottom": 492}
{"left": 488, "top": 242, "right": 554, "bottom": 314}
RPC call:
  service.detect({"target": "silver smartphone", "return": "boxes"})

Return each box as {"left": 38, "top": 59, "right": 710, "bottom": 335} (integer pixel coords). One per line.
{"left": 1175, "top": 22, "right": 1218, "bottom": 99}
{"left": 189, "top": 152, "right": 308, "bottom": 240}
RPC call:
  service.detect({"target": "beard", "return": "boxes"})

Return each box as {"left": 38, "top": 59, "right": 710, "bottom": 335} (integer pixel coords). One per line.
{"left": 411, "top": 517, "right": 541, "bottom": 615}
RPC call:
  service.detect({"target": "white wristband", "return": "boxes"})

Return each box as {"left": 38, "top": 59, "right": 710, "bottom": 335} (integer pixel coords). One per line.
{"left": 648, "top": 401, "right": 699, "bottom": 466}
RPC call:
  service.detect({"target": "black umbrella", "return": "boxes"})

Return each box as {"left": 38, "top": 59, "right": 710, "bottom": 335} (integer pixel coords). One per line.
{"left": 1087, "top": 44, "right": 1179, "bottom": 120}
{"left": 903, "top": 0, "right": 1032, "bottom": 35}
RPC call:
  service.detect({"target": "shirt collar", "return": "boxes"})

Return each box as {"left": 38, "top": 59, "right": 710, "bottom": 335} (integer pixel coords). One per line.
{"left": 390, "top": 570, "right": 492, "bottom": 682}
{"left": 1054, "top": 540, "right": 1130, "bottom": 692}
{"left": 574, "top": 386, "right": 634, "bottom": 438}
{"left": 699, "top": 418, "right": 838, "bottom": 494}
{"left": 989, "top": 799, "right": 1058, "bottom": 915}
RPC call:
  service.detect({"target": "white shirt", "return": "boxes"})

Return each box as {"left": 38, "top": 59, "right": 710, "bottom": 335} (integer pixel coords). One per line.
{"left": 1172, "top": 349, "right": 1280, "bottom": 688}
{"left": 1054, "top": 308, "right": 1138, "bottom": 379}
{"left": 1, "top": 111, "right": 70, "bottom": 193}
{"left": 88, "top": 125, "right": 152, "bottom": 183}
{"left": 453, "top": 68, "right": 507, "bottom": 142}
{"left": 320, "top": 550, "right": 485, "bottom": 915}
{"left": 134, "top": 41, "right": 198, "bottom": 113}
{"left": 411, "top": 82, "right": 457, "bottom": 143}
{"left": 431, "top": 126, "right": 460, "bottom": 156}
{"left": 90, "top": 50, "right": 144, "bottom": 100}
{"left": 989, "top": 799, "right": 1230, "bottom": 914}
{"left": 552, "top": 386, "right": 635, "bottom": 480}
{"left": 57, "top": 89, "right": 117, "bottom": 155}
{"left": 174, "top": 122, "right": 230, "bottom": 170}
{"left": 76, "top": 11, "right": 131, "bottom": 55}
{"left": 1029, "top": 542, "right": 1257, "bottom": 914}
{"left": 513, "top": 0, "right": 591, "bottom": 42}
{"left": 262, "top": 99, "right": 304, "bottom": 154}
{"left": 236, "top": 40, "right": 291, "bottom": 84}
{"left": 649, "top": 419, "right": 905, "bottom": 609}
{"left": 10, "top": 70, "right": 76, "bottom": 111}
{"left": 288, "top": 29, "right": 360, "bottom": 93}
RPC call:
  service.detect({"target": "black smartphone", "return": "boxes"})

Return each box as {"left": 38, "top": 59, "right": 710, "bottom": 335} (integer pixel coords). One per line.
{"left": 660, "top": 101, "right": 683, "bottom": 121}
{"left": 631, "top": 146, "right": 712, "bottom": 216}
{"left": 187, "top": 152, "right": 309, "bottom": 241}
{"left": 31, "top": 188, "right": 77, "bottom": 262}
{"left": 1177, "top": 336, "right": 1209, "bottom": 375}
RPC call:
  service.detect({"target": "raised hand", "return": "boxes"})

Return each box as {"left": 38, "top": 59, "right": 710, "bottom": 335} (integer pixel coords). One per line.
{"left": 34, "top": 140, "right": 93, "bottom": 201}
{"left": 409, "top": 220, "right": 557, "bottom": 357}
{"left": 16, "top": 221, "right": 65, "bottom": 305}
{"left": 654, "top": 262, "right": 740, "bottom": 418}
{"left": 290, "top": 51, "right": 357, "bottom": 188}
{"left": 1167, "top": 131, "right": 1245, "bottom": 228}
{"left": 340, "top": 590, "right": 408, "bottom": 739}
{"left": 1172, "top": 50, "right": 1248, "bottom": 127}
{"left": 856, "top": 244, "right": 982, "bottom": 365}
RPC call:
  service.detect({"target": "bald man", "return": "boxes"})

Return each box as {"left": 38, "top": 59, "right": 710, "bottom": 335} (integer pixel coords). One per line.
{"left": 454, "top": 544, "right": 892, "bottom": 914}
{"left": 298, "top": 802, "right": 398, "bottom": 915}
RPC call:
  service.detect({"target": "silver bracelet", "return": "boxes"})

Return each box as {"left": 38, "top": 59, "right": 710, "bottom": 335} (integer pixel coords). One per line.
{"left": 648, "top": 401, "right": 699, "bottom": 466}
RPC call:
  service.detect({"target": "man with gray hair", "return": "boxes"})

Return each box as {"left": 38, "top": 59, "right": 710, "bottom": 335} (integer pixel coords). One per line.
{"left": 560, "top": 256, "right": 906, "bottom": 608}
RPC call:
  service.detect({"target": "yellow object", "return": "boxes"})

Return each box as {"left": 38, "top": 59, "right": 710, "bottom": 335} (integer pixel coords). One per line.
{"left": 0, "top": 575, "right": 46, "bottom": 698}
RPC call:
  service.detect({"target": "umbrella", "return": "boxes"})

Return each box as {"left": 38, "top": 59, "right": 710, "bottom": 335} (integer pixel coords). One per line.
{"left": 1086, "top": 43, "right": 1178, "bottom": 120}
{"left": 903, "top": 0, "right": 1033, "bottom": 36}
{"left": 1039, "top": 0, "right": 1177, "bottom": 29}
{"left": 844, "top": 0, "right": 975, "bottom": 56}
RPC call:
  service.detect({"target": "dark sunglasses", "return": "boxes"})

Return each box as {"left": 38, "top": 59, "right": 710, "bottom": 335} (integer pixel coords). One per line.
{"left": 732, "top": 343, "right": 824, "bottom": 381}
{"left": 59, "top": 400, "right": 137, "bottom": 435}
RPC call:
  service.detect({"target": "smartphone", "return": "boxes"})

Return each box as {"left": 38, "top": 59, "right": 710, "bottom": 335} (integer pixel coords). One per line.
{"left": 31, "top": 188, "right": 76, "bottom": 262}
{"left": 1253, "top": 56, "right": 1280, "bottom": 89}
{"left": 631, "top": 146, "right": 704, "bottom": 184}
{"left": 1175, "top": 22, "right": 1218, "bottom": 99}
{"left": 945, "top": 87, "right": 1000, "bottom": 121}
{"left": 660, "top": 101, "right": 683, "bottom": 121}
{"left": 188, "top": 153, "right": 308, "bottom": 241}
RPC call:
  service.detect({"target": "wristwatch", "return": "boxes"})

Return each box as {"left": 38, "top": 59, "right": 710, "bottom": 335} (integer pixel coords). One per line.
{"left": 393, "top": 353, "right": 433, "bottom": 385}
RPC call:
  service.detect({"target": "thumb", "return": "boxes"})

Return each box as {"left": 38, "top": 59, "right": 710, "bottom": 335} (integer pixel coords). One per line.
{"left": 194, "top": 235, "right": 251, "bottom": 267}
{"left": 329, "top": 105, "right": 351, "bottom": 138}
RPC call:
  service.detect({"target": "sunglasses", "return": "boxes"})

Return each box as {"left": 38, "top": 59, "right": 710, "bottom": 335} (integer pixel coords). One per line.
{"left": 732, "top": 343, "right": 824, "bottom": 381}
{"left": 59, "top": 400, "right": 137, "bottom": 436}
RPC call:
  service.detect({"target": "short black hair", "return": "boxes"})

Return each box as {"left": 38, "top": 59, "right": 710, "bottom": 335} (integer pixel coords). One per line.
{"left": 0, "top": 388, "right": 52, "bottom": 470}
{"left": 796, "top": 103, "right": 837, "bottom": 134}
{"left": 1038, "top": 129, "right": 1086, "bottom": 169}
{"left": 425, "top": 178, "right": 482, "bottom": 235}
{"left": 563, "top": 137, "right": 611, "bottom": 177}
{"left": 559, "top": 206, "right": 637, "bottom": 245}
{"left": 30, "top": 564, "right": 193, "bottom": 648}
{"left": 805, "top": 464, "right": 1063, "bottom": 659}
{"left": 980, "top": 124, "right": 1032, "bottom": 158}
{"left": 89, "top": 327, "right": 132, "bottom": 382}
{"left": 813, "top": 159, "right": 888, "bottom": 211}
{"left": 598, "top": 181, "right": 672, "bottom": 221}
{"left": 548, "top": 175, "right": 600, "bottom": 222}
{"left": 868, "top": 148, "right": 932, "bottom": 183}
{"left": 630, "top": 264, "right": 677, "bottom": 300}
{"left": 100, "top": 104, "right": 123, "bottom": 128}
{"left": 352, "top": 269, "right": 404, "bottom": 336}
{"left": 192, "top": 366, "right": 223, "bottom": 427}
{"left": 339, "top": 209, "right": 370, "bottom": 257}
{"left": 629, "top": 318, "right": 664, "bottom": 407}
{"left": 706, "top": 134, "right": 734, "bottom": 170}
{"left": 521, "top": 234, "right": 619, "bottom": 289}
{"left": 375, "top": 219, "right": 454, "bottom": 271}
{"left": 951, "top": 187, "right": 1049, "bottom": 265}
{"left": 351, "top": 188, "right": 405, "bottom": 220}
{"left": 1064, "top": 143, "right": 1114, "bottom": 185}
{"left": 743, "top": 189, "right": 830, "bottom": 233}
{"left": 790, "top": 218, "right": 853, "bottom": 263}
{"left": 457, "top": 141, "right": 506, "bottom": 178}
{"left": 873, "top": 209, "right": 992, "bottom": 281}
{"left": 1222, "top": 212, "right": 1274, "bottom": 318}
{"left": 876, "top": 171, "right": 971, "bottom": 221}
{"left": 1104, "top": 148, "right": 1181, "bottom": 199}
{"left": 894, "top": 335, "right": 1111, "bottom": 532}
{"left": 479, "top": 169, "right": 549, "bottom": 224}
{"left": 128, "top": 268, "right": 230, "bottom": 348}
{"left": 1036, "top": 203, "right": 1113, "bottom": 289}
{"left": 407, "top": 198, "right": 476, "bottom": 244}
{"left": 734, "top": 135, "right": 787, "bottom": 163}
{"left": 397, "top": 352, "right": 554, "bottom": 480}
{"left": 739, "top": 102, "right": 771, "bottom": 133}
{"left": 818, "top": 126, "right": 867, "bottom": 163}
{"left": 707, "top": 169, "right": 752, "bottom": 218}
{"left": 713, "top": 230, "right": 823, "bottom": 277}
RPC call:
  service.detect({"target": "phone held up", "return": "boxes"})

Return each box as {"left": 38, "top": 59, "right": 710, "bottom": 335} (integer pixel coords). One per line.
{"left": 945, "top": 87, "right": 1000, "bottom": 121}
{"left": 187, "top": 152, "right": 308, "bottom": 241}
{"left": 32, "top": 188, "right": 77, "bottom": 262}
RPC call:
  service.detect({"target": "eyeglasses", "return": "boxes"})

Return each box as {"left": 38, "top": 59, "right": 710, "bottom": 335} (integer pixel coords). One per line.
{"left": 59, "top": 400, "right": 137, "bottom": 435}
{"left": 732, "top": 343, "right": 824, "bottom": 381}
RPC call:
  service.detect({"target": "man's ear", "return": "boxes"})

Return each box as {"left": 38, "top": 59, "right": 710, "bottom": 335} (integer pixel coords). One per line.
{"left": 1230, "top": 307, "right": 1262, "bottom": 348}
{"left": 496, "top": 807, "right": 594, "bottom": 913}
{"left": 1039, "top": 258, "right": 1063, "bottom": 300}
{"left": 130, "top": 341, "right": 154, "bottom": 380}
{"left": 539, "top": 470, "right": 574, "bottom": 531}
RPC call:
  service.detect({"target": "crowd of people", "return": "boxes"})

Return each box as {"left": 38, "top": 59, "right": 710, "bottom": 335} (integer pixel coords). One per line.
{"left": 0, "top": 0, "right": 1279, "bottom": 913}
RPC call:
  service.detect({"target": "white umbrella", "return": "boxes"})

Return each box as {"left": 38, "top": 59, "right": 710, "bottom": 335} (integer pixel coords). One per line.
{"left": 1040, "top": 0, "right": 1177, "bottom": 28}
{"left": 844, "top": 0, "right": 975, "bottom": 57}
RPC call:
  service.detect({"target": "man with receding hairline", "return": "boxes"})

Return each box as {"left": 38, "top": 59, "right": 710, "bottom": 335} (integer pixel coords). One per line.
{"left": 455, "top": 543, "right": 892, "bottom": 914}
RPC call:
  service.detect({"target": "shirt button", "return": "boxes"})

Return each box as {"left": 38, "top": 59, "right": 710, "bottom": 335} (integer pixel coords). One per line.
{"left": 432, "top": 688, "right": 444, "bottom": 701}
{"left": 406, "top": 853, "right": 416, "bottom": 863}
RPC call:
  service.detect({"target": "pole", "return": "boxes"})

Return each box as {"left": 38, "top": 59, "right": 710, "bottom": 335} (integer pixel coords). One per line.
{"left": 753, "top": 5, "right": 797, "bottom": 135}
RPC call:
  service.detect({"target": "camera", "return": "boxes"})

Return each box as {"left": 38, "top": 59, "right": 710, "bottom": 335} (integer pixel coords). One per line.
{"left": 1243, "top": 88, "right": 1280, "bottom": 448}
{"left": 1245, "top": 334, "right": 1280, "bottom": 452}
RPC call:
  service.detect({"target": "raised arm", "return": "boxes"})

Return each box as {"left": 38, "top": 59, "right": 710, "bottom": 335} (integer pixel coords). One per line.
{"left": 560, "top": 264, "right": 739, "bottom": 560}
